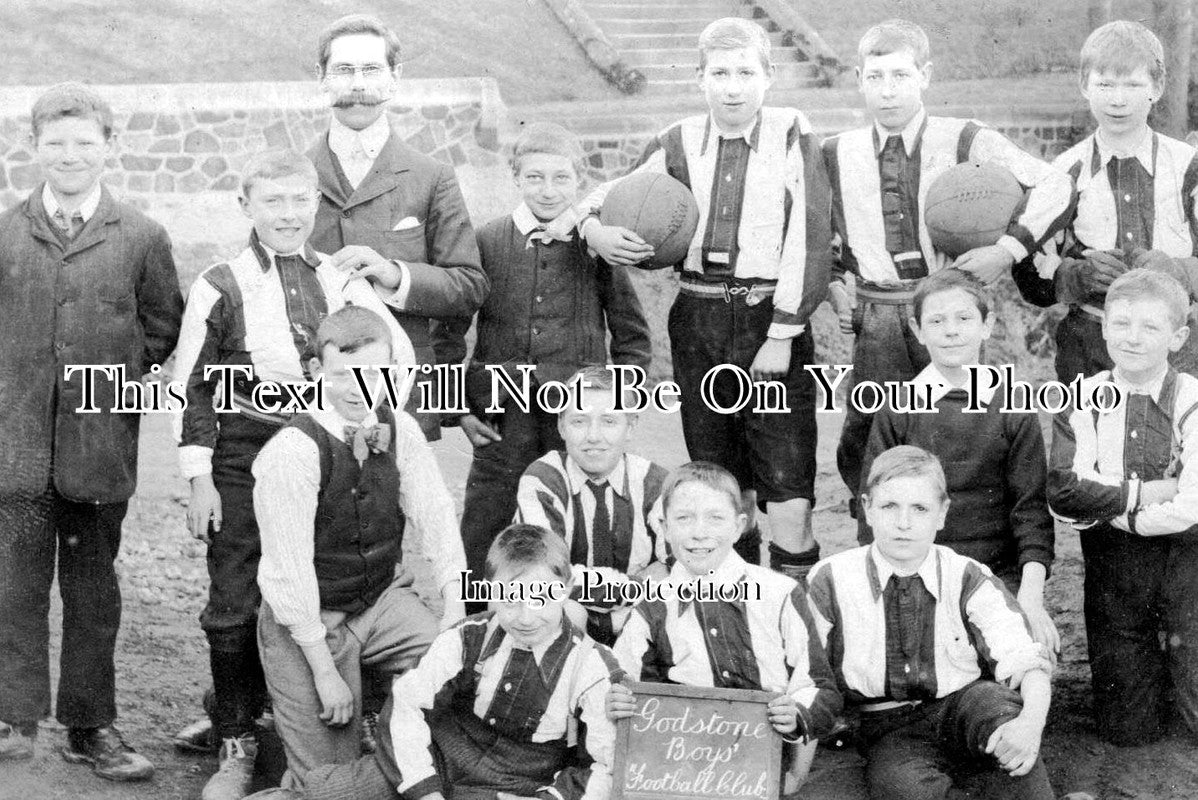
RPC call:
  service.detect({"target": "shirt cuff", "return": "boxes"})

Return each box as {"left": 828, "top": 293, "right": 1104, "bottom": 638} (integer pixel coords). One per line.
{"left": 179, "top": 445, "right": 214, "bottom": 480}
{"left": 996, "top": 235, "right": 1029, "bottom": 263}
{"left": 579, "top": 214, "right": 601, "bottom": 241}
{"left": 767, "top": 322, "right": 804, "bottom": 340}
{"left": 288, "top": 619, "right": 328, "bottom": 647}
{"left": 381, "top": 261, "right": 412, "bottom": 310}
{"left": 1126, "top": 478, "right": 1142, "bottom": 515}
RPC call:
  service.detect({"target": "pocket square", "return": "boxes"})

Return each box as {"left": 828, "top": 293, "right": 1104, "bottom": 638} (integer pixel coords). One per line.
{"left": 393, "top": 216, "right": 422, "bottom": 231}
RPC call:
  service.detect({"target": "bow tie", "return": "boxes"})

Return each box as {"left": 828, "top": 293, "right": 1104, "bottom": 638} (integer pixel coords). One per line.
{"left": 526, "top": 224, "right": 574, "bottom": 249}
{"left": 343, "top": 423, "right": 391, "bottom": 462}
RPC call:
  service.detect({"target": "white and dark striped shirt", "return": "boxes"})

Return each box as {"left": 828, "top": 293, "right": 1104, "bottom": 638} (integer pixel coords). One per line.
{"left": 388, "top": 615, "right": 621, "bottom": 800}
{"left": 577, "top": 108, "right": 833, "bottom": 340}
{"left": 173, "top": 233, "right": 414, "bottom": 478}
{"left": 613, "top": 552, "right": 842, "bottom": 740}
{"left": 822, "top": 110, "right": 1074, "bottom": 286}
{"left": 806, "top": 545, "right": 1051, "bottom": 707}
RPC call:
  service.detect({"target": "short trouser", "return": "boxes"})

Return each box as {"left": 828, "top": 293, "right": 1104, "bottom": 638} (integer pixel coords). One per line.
{"left": 1081, "top": 523, "right": 1198, "bottom": 745}
{"left": 668, "top": 282, "right": 817, "bottom": 506}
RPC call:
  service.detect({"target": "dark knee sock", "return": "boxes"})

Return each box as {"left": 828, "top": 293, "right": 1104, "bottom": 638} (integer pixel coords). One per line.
{"left": 209, "top": 641, "right": 265, "bottom": 739}
{"left": 768, "top": 542, "right": 822, "bottom": 584}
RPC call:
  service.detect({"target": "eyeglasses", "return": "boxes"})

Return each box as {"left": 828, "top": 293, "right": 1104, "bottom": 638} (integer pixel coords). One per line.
{"left": 325, "top": 64, "right": 390, "bottom": 81}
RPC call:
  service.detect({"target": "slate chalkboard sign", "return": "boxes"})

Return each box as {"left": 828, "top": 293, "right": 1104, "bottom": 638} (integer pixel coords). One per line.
{"left": 612, "top": 681, "right": 782, "bottom": 800}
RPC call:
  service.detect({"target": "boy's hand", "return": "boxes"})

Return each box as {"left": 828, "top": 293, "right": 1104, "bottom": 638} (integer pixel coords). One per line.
{"left": 607, "top": 682, "right": 637, "bottom": 721}
{"left": 585, "top": 224, "right": 655, "bottom": 267}
{"left": 828, "top": 282, "right": 855, "bottom": 335}
{"left": 319, "top": 609, "right": 348, "bottom": 632}
{"left": 329, "top": 245, "right": 403, "bottom": 290}
{"left": 1140, "top": 478, "right": 1180, "bottom": 508}
{"left": 766, "top": 694, "right": 800, "bottom": 736}
{"left": 1015, "top": 591, "right": 1060, "bottom": 666}
{"left": 985, "top": 713, "right": 1043, "bottom": 777}
{"left": 460, "top": 414, "right": 502, "bottom": 447}
{"left": 314, "top": 671, "right": 355, "bottom": 727}
{"left": 954, "top": 245, "right": 1015, "bottom": 285}
{"left": 187, "top": 475, "right": 222, "bottom": 544}
{"left": 750, "top": 338, "right": 792, "bottom": 381}
{"left": 1079, "top": 249, "right": 1129, "bottom": 294}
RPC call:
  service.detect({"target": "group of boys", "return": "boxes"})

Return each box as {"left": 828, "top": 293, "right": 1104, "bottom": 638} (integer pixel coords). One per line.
{"left": 2, "top": 8, "right": 1198, "bottom": 800}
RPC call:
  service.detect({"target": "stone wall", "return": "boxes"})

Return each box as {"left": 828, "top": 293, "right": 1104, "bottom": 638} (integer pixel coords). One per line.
{"left": 0, "top": 79, "right": 509, "bottom": 211}
{"left": 0, "top": 79, "right": 1082, "bottom": 379}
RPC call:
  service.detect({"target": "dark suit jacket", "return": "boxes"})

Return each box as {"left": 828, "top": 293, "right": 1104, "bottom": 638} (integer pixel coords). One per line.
{"left": 0, "top": 185, "right": 183, "bottom": 502}
{"left": 308, "top": 123, "right": 487, "bottom": 438}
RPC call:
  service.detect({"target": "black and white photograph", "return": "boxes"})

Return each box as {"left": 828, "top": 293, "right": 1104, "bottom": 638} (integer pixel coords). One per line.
{"left": 1, "top": 1, "right": 1197, "bottom": 798}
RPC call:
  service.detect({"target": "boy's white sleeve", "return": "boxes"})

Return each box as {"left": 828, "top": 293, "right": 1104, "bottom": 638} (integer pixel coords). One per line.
{"left": 612, "top": 605, "right": 654, "bottom": 679}
{"left": 253, "top": 428, "right": 326, "bottom": 645}
{"left": 393, "top": 412, "right": 467, "bottom": 592}
{"left": 389, "top": 627, "right": 466, "bottom": 798}
{"left": 538, "top": 649, "right": 618, "bottom": 800}
{"left": 968, "top": 126, "right": 1075, "bottom": 262}
{"left": 779, "top": 584, "right": 842, "bottom": 740}
{"left": 961, "top": 562, "right": 1052, "bottom": 683}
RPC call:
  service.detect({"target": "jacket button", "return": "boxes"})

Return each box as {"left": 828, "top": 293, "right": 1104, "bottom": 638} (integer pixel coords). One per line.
{"left": 55, "top": 342, "right": 66, "bottom": 352}
{"left": 342, "top": 210, "right": 351, "bottom": 218}
{"left": 531, "top": 327, "right": 540, "bottom": 335}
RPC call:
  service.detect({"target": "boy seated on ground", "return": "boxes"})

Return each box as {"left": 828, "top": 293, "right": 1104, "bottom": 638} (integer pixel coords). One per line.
{"left": 515, "top": 365, "right": 669, "bottom": 646}
{"left": 247, "top": 524, "right": 623, "bottom": 800}
{"left": 1048, "top": 268, "right": 1198, "bottom": 746}
{"left": 809, "top": 445, "right": 1060, "bottom": 800}
{"left": 252, "top": 306, "right": 465, "bottom": 794}
{"left": 607, "top": 462, "right": 842, "bottom": 792}
{"left": 858, "top": 269, "right": 1058, "bottom": 655}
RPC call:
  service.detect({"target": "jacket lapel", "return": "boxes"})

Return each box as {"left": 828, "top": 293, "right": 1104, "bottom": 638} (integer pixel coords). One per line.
{"left": 64, "top": 188, "right": 119, "bottom": 257}
{"left": 312, "top": 133, "right": 350, "bottom": 209}
{"left": 341, "top": 124, "right": 413, "bottom": 211}
{"left": 24, "top": 186, "right": 63, "bottom": 249}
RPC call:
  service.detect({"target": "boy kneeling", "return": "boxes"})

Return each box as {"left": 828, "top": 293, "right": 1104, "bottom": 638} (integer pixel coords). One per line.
{"left": 249, "top": 524, "right": 622, "bottom": 800}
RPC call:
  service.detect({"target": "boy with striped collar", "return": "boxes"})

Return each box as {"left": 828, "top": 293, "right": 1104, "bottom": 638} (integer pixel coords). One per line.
{"left": 826, "top": 19, "right": 1074, "bottom": 514}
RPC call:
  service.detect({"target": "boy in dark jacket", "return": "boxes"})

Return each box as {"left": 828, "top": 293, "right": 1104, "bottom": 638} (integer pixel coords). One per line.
{"left": 438, "top": 122, "right": 652, "bottom": 612}
{"left": 858, "top": 270, "right": 1058, "bottom": 657}
{"left": 0, "top": 83, "right": 183, "bottom": 779}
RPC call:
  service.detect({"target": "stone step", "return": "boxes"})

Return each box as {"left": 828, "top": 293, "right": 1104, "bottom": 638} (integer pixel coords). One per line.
{"left": 581, "top": 1, "right": 744, "bottom": 16}
{"left": 622, "top": 46, "right": 807, "bottom": 67}
{"left": 640, "top": 72, "right": 823, "bottom": 94}
{"left": 599, "top": 17, "right": 733, "bottom": 34}
{"left": 637, "top": 61, "right": 819, "bottom": 83}
{"left": 610, "top": 31, "right": 790, "bottom": 49}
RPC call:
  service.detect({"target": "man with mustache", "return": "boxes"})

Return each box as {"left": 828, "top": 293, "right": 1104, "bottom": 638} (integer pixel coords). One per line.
{"left": 309, "top": 13, "right": 486, "bottom": 441}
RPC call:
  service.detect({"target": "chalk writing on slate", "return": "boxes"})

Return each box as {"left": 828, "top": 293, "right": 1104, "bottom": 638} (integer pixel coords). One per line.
{"left": 612, "top": 681, "right": 782, "bottom": 800}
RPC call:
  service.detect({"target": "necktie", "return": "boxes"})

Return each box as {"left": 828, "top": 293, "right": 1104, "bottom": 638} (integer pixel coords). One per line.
{"left": 588, "top": 481, "right": 614, "bottom": 568}
{"left": 343, "top": 423, "right": 391, "bottom": 462}
{"left": 884, "top": 573, "right": 929, "bottom": 700}
{"left": 526, "top": 223, "right": 572, "bottom": 249}
{"left": 53, "top": 208, "right": 84, "bottom": 239}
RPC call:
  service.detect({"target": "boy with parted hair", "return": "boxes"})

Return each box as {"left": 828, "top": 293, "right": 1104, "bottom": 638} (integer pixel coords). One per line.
{"left": 608, "top": 461, "right": 843, "bottom": 791}
{"left": 0, "top": 81, "right": 183, "bottom": 780}
{"left": 550, "top": 17, "right": 833, "bottom": 580}
{"left": 252, "top": 305, "right": 464, "bottom": 794}
{"left": 809, "top": 445, "right": 1061, "bottom": 800}
{"left": 1048, "top": 268, "right": 1198, "bottom": 746}
{"left": 172, "top": 149, "right": 420, "bottom": 800}
{"left": 515, "top": 365, "right": 669, "bottom": 645}
{"left": 1014, "top": 19, "right": 1198, "bottom": 380}
{"left": 858, "top": 269, "right": 1058, "bottom": 655}
{"left": 827, "top": 18, "right": 1075, "bottom": 511}
{"left": 245, "top": 524, "right": 622, "bottom": 800}
{"left": 437, "top": 122, "right": 651, "bottom": 612}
